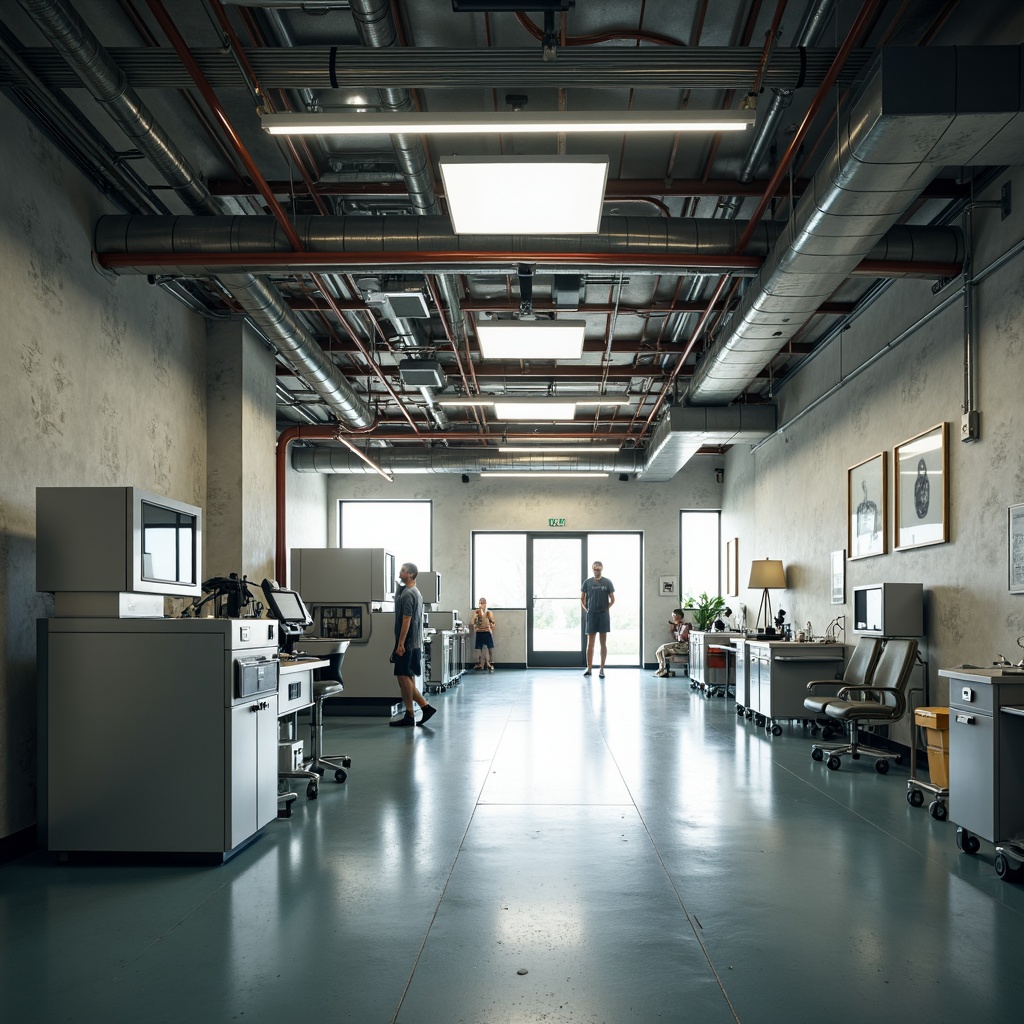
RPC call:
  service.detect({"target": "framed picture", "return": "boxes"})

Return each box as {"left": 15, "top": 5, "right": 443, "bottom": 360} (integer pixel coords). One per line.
{"left": 848, "top": 452, "right": 887, "bottom": 559}
{"left": 659, "top": 575, "right": 677, "bottom": 597}
{"left": 1009, "top": 504, "right": 1024, "bottom": 594}
{"left": 726, "top": 538, "right": 738, "bottom": 597}
{"left": 894, "top": 423, "right": 948, "bottom": 551}
{"left": 830, "top": 549, "right": 845, "bottom": 604}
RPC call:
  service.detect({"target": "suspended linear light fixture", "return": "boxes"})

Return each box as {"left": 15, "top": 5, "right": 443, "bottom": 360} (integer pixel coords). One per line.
{"left": 260, "top": 110, "right": 756, "bottom": 136}
{"left": 435, "top": 396, "right": 628, "bottom": 421}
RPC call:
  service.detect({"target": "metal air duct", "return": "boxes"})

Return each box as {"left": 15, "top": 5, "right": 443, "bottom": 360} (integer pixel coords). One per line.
{"left": 687, "top": 46, "right": 1023, "bottom": 404}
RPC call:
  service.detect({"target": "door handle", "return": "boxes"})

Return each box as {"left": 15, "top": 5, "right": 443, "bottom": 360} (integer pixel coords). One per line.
{"left": 955, "top": 713, "right": 975, "bottom": 725}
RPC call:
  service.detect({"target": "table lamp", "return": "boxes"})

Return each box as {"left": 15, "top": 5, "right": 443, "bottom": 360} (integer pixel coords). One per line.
{"left": 748, "top": 558, "right": 787, "bottom": 634}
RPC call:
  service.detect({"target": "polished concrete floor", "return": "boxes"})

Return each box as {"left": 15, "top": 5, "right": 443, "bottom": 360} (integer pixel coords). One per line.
{"left": 5, "top": 668, "right": 1024, "bottom": 1023}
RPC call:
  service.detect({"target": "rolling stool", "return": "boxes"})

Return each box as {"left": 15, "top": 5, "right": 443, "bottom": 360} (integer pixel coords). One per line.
{"left": 305, "top": 648, "right": 352, "bottom": 787}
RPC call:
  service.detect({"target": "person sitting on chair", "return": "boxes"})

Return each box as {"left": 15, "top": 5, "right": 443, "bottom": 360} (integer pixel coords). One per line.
{"left": 654, "top": 609, "right": 690, "bottom": 677}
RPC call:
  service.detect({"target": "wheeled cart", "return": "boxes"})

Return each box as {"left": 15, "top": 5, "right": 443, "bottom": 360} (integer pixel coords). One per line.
{"left": 907, "top": 705, "right": 949, "bottom": 821}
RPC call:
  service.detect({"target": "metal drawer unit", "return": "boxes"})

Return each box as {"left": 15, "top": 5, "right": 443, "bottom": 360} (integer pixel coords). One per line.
{"left": 746, "top": 641, "right": 845, "bottom": 735}
{"left": 941, "top": 668, "right": 1024, "bottom": 861}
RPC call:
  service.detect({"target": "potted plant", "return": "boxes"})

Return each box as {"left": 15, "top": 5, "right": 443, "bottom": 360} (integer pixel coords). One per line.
{"left": 685, "top": 592, "right": 727, "bottom": 632}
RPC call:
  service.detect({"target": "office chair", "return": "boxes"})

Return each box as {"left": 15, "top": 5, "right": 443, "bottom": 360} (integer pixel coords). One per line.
{"left": 804, "top": 636, "right": 883, "bottom": 740}
{"left": 810, "top": 638, "right": 919, "bottom": 773}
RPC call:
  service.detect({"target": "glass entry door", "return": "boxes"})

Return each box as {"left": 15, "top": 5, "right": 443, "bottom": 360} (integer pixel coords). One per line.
{"left": 528, "top": 535, "right": 584, "bottom": 667}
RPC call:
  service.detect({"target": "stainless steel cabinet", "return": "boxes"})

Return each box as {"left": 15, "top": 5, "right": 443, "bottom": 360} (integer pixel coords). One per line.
{"left": 941, "top": 668, "right": 1024, "bottom": 847}
{"left": 745, "top": 641, "right": 845, "bottom": 734}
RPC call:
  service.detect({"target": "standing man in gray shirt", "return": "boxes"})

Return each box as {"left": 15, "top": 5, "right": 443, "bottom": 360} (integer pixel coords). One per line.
{"left": 389, "top": 562, "right": 437, "bottom": 728}
{"left": 581, "top": 560, "right": 615, "bottom": 679}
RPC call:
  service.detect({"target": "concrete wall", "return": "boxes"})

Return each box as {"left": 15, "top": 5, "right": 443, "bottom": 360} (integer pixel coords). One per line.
{"left": 722, "top": 168, "right": 1024, "bottom": 745}
{"left": 321, "top": 460, "right": 724, "bottom": 666}
{"left": 0, "top": 104, "right": 207, "bottom": 840}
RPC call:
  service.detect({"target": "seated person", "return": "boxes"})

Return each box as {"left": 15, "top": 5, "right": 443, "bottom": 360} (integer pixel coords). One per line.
{"left": 654, "top": 609, "right": 690, "bottom": 677}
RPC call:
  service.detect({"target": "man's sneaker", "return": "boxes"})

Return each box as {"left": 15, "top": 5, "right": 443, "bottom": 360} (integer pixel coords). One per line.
{"left": 416, "top": 705, "right": 437, "bottom": 727}
{"left": 389, "top": 713, "right": 415, "bottom": 728}
{"left": 583, "top": 669, "right": 592, "bottom": 677}
{"left": 598, "top": 669, "right": 606, "bottom": 678}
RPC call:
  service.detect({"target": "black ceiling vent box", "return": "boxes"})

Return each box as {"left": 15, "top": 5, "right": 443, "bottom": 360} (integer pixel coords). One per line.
{"left": 399, "top": 359, "right": 446, "bottom": 388}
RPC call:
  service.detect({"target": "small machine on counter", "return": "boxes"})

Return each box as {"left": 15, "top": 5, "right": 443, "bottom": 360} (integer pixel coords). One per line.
{"left": 291, "top": 547, "right": 401, "bottom": 715}
{"left": 423, "top": 608, "right": 468, "bottom": 693}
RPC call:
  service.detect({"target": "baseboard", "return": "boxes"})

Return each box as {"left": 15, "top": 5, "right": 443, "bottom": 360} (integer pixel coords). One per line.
{"left": 0, "top": 825, "right": 37, "bottom": 865}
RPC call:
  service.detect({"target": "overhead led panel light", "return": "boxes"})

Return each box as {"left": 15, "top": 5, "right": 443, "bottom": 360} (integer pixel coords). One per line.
{"left": 435, "top": 397, "right": 629, "bottom": 422}
{"left": 488, "top": 472, "right": 610, "bottom": 478}
{"left": 440, "top": 156, "right": 608, "bottom": 234}
{"left": 261, "top": 110, "right": 755, "bottom": 136}
{"left": 498, "top": 445, "right": 621, "bottom": 453}
{"left": 476, "top": 319, "right": 586, "bottom": 360}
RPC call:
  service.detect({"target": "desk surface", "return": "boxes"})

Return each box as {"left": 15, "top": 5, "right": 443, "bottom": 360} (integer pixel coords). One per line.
{"left": 279, "top": 657, "right": 329, "bottom": 675}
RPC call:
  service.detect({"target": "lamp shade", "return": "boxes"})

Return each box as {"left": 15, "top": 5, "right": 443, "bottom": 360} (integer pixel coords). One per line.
{"left": 748, "top": 559, "right": 787, "bottom": 590}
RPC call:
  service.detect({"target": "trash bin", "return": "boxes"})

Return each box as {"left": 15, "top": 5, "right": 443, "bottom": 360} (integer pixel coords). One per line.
{"left": 914, "top": 707, "right": 950, "bottom": 789}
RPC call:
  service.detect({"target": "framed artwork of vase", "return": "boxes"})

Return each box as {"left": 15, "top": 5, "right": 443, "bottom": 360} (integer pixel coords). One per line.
{"left": 894, "top": 423, "right": 948, "bottom": 551}
{"left": 848, "top": 452, "right": 887, "bottom": 559}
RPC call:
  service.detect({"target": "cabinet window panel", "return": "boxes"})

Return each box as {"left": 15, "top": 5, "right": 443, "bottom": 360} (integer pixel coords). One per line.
{"left": 473, "top": 533, "right": 526, "bottom": 608}
{"left": 339, "top": 500, "right": 431, "bottom": 571}
{"left": 680, "top": 510, "right": 721, "bottom": 601}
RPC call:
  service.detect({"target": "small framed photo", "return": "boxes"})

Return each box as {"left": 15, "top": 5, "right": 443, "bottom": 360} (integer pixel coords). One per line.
{"left": 659, "top": 575, "right": 677, "bottom": 597}
{"left": 830, "top": 549, "right": 846, "bottom": 604}
{"left": 726, "top": 538, "right": 739, "bottom": 597}
{"left": 1009, "top": 504, "right": 1024, "bottom": 594}
{"left": 848, "top": 452, "right": 887, "bottom": 559}
{"left": 894, "top": 423, "right": 948, "bottom": 551}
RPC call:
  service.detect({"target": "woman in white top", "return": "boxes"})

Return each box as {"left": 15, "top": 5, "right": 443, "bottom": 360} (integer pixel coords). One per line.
{"left": 471, "top": 598, "right": 496, "bottom": 671}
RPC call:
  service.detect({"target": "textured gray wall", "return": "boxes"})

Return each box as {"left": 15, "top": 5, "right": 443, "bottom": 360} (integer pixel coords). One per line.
{"left": 0, "top": 105, "right": 207, "bottom": 839}
{"left": 723, "top": 169, "right": 1024, "bottom": 744}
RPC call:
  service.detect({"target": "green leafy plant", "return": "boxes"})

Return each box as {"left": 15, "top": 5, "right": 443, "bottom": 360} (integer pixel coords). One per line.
{"left": 684, "top": 592, "right": 727, "bottom": 631}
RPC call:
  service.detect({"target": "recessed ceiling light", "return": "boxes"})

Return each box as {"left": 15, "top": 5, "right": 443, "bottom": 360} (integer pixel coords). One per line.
{"left": 441, "top": 156, "right": 608, "bottom": 234}
{"left": 476, "top": 319, "right": 586, "bottom": 360}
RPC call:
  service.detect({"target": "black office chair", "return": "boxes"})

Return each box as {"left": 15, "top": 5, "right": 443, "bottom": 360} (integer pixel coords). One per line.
{"left": 804, "top": 636, "right": 882, "bottom": 740}
{"left": 810, "top": 638, "right": 919, "bottom": 774}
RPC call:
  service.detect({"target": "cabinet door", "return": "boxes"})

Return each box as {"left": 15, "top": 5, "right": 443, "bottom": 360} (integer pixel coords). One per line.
{"left": 229, "top": 700, "right": 279, "bottom": 850}
{"left": 949, "top": 709, "right": 995, "bottom": 839}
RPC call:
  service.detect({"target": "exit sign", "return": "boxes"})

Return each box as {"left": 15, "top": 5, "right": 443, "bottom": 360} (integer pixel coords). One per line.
{"left": 548, "top": 518, "right": 566, "bottom": 527}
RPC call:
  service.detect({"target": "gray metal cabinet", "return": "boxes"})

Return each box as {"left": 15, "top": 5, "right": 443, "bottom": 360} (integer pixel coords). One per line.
{"left": 40, "top": 618, "right": 279, "bottom": 858}
{"left": 941, "top": 668, "right": 1024, "bottom": 845}
{"left": 746, "top": 641, "right": 845, "bottom": 733}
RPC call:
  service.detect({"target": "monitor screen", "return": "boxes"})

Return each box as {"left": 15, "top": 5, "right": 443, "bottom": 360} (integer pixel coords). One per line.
{"left": 266, "top": 587, "right": 310, "bottom": 626}
{"left": 141, "top": 500, "right": 197, "bottom": 587}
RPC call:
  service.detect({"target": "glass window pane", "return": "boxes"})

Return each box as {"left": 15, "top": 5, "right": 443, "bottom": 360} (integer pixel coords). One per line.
{"left": 340, "top": 500, "right": 431, "bottom": 571}
{"left": 473, "top": 534, "right": 526, "bottom": 608}
{"left": 532, "top": 598, "right": 582, "bottom": 650}
{"left": 680, "top": 511, "right": 720, "bottom": 601}
{"left": 533, "top": 537, "right": 582, "bottom": 597}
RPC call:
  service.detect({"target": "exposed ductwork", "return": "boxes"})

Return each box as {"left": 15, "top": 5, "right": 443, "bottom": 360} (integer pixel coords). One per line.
{"left": 17, "top": 0, "right": 374, "bottom": 430}
{"left": 290, "top": 403, "right": 777, "bottom": 478}
{"left": 93, "top": 214, "right": 962, "bottom": 278}
{"left": 687, "top": 46, "right": 1024, "bottom": 405}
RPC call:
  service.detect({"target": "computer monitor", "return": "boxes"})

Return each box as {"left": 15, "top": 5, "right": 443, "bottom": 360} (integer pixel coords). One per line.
{"left": 262, "top": 578, "right": 313, "bottom": 654}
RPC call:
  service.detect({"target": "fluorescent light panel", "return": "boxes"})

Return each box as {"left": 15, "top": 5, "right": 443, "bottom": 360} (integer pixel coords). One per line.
{"left": 435, "top": 397, "right": 628, "bottom": 408}
{"left": 476, "top": 319, "right": 586, "bottom": 360}
{"left": 441, "top": 156, "right": 607, "bottom": 234}
{"left": 261, "top": 110, "right": 755, "bottom": 136}
{"left": 496, "top": 402, "right": 576, "bottom": 421}
{"left": 488, "top": 472, "right": 610, "bottom": 478}
{"left": 499, "top": 445, "right": 620, "bottom": 453}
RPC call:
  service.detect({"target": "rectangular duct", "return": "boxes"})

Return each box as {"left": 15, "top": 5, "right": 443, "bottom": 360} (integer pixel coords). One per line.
{"left": 399, "top": 358, "right": 446, "bottom": 388}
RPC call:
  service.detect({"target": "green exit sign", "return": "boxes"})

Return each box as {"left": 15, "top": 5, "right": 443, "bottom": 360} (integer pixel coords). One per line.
{"left": 548, "top": 518, "right": 566, "bottom": 527}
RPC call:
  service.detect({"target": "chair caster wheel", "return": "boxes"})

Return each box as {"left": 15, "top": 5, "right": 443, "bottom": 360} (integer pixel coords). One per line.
{"left": 874, "top": 758, "right": 890, "bottom": 774}
{"left": 907, "top": 788, "right": 924, "bottom": 807}
{"left": 306, "top": 781, "right": 319, "bottom": 800}
{"left": 335, "top": 768, "right": 348, "bottom": 783}
{"left": 928, "top": 799, "right": 946, "bottom": 821}
{"left": 811, "top": 747, "right": 824, "bottom": 762}
{"left": 826, "top": 755, "right": 841, "bottom": 771}
{"left": 341, "top": 757, "right": 353, "bottom": 768}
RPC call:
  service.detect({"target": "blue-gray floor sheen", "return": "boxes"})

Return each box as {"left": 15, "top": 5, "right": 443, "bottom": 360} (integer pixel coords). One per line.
{"left": 5, "top": 669, "right": 1024, "bottom": 1024}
